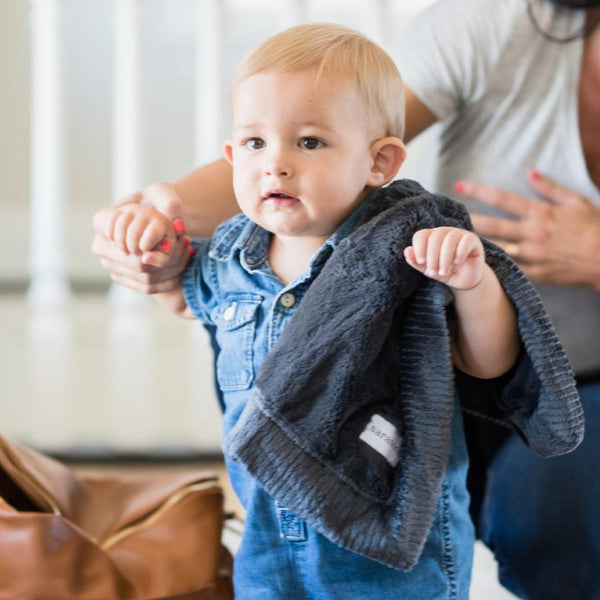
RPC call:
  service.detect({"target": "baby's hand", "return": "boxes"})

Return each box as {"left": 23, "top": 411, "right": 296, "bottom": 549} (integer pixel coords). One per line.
{"left": 403, "top": 227, "right": 485, "bottom": 290}
{"left": 103, "top": 203, "right": 174, "bottom": 257}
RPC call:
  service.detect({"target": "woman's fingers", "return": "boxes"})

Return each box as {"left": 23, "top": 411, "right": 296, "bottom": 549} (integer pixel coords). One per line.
{"left": 140, "top": 182, "right": 186, "bottom": 225}
{"left": 456, "top": 180, "right": 534, "bottom": 218}
{"left": 527, "top": 170, "right": 588, "bottom": 207}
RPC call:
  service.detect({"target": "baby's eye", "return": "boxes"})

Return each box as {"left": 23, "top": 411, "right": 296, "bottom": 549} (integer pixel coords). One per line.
{"left": 299, "top": 137, "right": 324, "bottom": 150}
{"left": 245, "top": 138, "right": 265, "bottom": 150}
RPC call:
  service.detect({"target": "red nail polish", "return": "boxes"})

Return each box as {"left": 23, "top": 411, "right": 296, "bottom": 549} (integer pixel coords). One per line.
{"left": 529, "top": 169, "right": 540, "bottom": 180}
{"left": 160, "top": 239, "right": 172, "bottom": 253}
{"left": 454, "top": 181, "right": 465, "bottom": 193}
{"left": 173, "top": 219, "right": 186, "bottom": 234}
{"left": 183, "top": 237, "right": 190, "bottom": 248}
{"left": 188, "top": 246, "right": 195, "bottom": 257}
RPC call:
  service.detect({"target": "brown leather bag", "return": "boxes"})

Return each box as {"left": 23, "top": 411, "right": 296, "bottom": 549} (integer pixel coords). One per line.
{"left": 0, "top": 435, "right": 234, "bottom": 599}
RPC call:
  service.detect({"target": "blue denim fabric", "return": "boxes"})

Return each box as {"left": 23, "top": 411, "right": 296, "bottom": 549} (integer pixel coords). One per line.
{"left": 182, "top": 210, "right": 474, "bottom": 599}
{"left": 481, "top": 382, "right": 600, "bottom": 600}
{"left": 228, "top": 402, "right": 473, "bottom": 599}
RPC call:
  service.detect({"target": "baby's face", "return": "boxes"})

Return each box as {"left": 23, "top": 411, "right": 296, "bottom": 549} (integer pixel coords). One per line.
{"left": 224, "top": 69, "right": 382, "bottom": 243}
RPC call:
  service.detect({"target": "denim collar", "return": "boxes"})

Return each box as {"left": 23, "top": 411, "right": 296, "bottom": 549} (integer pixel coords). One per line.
{"left": 208, "top": 201, "right": 366, "bottom": 273}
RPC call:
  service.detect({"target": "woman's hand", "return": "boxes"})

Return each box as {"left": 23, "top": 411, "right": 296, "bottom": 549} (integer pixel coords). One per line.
{"left": 92, "top": 182, "right": 190, "bottom": 294}
{"left": 456, "top": 171, "right": 600, "bottom": 290}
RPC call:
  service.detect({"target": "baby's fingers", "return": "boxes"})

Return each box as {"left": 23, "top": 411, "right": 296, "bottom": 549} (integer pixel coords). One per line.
{"left": 125, "top": 214, "right": 152, "bottom": 255}
{"left": 454, "top": 232, "right": 482, "bottom": 265}
{"left": 113, "top": 211, "right": 136, "bottom": 254}
{"left": 408, "top": 228, "right": 473, "bottom": 280}
{"left": 437, "top": 231, "right": 463, "bottom": 276}
{"left": 409, "top": 228, "right": 445, "bottom": 276}
{"left": 138, "top": 218, "right": 171, "bottom": 253}
{"left": 425, "top": 228, "right": 454, "bottom": 276}
{"left": 403, "top": 245, "right": 424, "bottom": 273}
{"left": 409, "top": 229, "right": 431, "bottom": 267}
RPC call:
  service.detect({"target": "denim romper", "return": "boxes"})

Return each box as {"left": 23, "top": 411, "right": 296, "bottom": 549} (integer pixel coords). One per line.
{"left": 182, "top": 211, "right": 475, "bottom": 600}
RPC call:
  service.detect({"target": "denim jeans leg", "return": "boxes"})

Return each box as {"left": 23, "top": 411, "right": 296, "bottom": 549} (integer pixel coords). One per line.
{"left": 233, "top": 490, "right": 309, "bottom": 600}
{"left": 480, "top": 383, "right": 600, "bottom": 600}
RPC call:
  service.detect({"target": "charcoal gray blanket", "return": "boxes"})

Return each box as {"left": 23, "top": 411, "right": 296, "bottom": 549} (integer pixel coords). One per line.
{"left": 223, "top": 179, "right": 584, "bottom": 570}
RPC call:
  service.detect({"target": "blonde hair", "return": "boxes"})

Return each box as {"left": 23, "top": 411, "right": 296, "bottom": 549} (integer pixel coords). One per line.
{"left": 233, "top": 23, "right": 405, "bottom": 139}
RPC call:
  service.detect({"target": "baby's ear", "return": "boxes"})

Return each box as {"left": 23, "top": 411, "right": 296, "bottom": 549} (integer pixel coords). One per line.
{"left": 367, "top": 137, "right": 406, "bottom": 187}
{"left": 224, "top": 140, "right": 234, "bottom": 165}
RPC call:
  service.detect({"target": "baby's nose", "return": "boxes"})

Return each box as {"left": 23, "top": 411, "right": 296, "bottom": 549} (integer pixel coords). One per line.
{"left": 265, "top": 150, "right": 293, "bottom": 177}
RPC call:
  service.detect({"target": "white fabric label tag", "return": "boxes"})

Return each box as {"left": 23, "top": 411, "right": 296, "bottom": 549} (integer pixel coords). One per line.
{"left": 359, "top": 414, "right": 401, "bottom": 467}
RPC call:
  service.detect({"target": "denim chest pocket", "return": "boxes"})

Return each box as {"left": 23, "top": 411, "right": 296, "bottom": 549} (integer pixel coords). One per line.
{"left": 213, "top": 295, "right": 262, "bottom": 391}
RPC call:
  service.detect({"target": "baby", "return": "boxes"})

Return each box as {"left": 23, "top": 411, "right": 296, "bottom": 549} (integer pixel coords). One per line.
{"left": 98, "top": 23, "right": 579, "bottom": 599}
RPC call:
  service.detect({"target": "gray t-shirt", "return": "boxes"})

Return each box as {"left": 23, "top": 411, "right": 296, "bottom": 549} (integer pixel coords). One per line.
{"left": 394, "top": 0, "right": 600, "bottom": 374}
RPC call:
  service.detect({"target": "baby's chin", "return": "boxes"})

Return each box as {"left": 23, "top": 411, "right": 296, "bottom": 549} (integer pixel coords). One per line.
{"left": 263, "top": 195, "right": 300, "bottom": 209}
{"left": 267, "top": 227, "right": 337, "bottom": 244}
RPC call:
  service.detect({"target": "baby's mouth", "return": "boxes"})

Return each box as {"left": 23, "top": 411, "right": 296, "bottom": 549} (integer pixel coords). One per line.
{"left": 263, "top": 191, "right": 300, "bottom": 207}
{"left": 265, "top": 192, "right": 297, "bottom": 200}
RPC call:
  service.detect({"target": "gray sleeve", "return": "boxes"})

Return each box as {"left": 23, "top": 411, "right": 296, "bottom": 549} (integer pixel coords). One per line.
{"left": 392, "top": 0, "right": 518, "bottom": 120}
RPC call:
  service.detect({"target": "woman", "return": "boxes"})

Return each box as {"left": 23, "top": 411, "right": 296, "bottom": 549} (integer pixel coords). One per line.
{"left": 93, "top": 1, "right": 600, "bottom": 597}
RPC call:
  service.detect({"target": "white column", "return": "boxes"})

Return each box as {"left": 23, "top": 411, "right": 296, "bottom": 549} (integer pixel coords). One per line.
{"left": 108, "top": 0, "right": 154, "bottom": 452}
{"left": 194, "top": 0, "right": 227, "bottom": 166}
{"left": 28, "top": 0, "right": 70, "bottom": 310}
{"left": 112, "top": 0, "right": 142, "bottom": 203}
{"left": 110, "top": 0, "right": 147, "bottom": 309}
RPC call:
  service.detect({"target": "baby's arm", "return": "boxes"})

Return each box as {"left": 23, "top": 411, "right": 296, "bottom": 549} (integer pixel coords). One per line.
{"left": 153, "top": 287, "right": 194, "bottom": 319}
{"left": 404, "top": 227, "right": 521, "bottom": 378}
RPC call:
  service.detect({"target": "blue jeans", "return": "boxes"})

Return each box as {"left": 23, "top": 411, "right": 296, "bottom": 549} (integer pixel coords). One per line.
{"left": 480, "top": 382, "right": 600, "bottom": 599}
{"left": 229, "top": 403, "right": 474, "bottom": 600}
{"left": 232, "top": 485, "right": 473, "bottom": 600}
